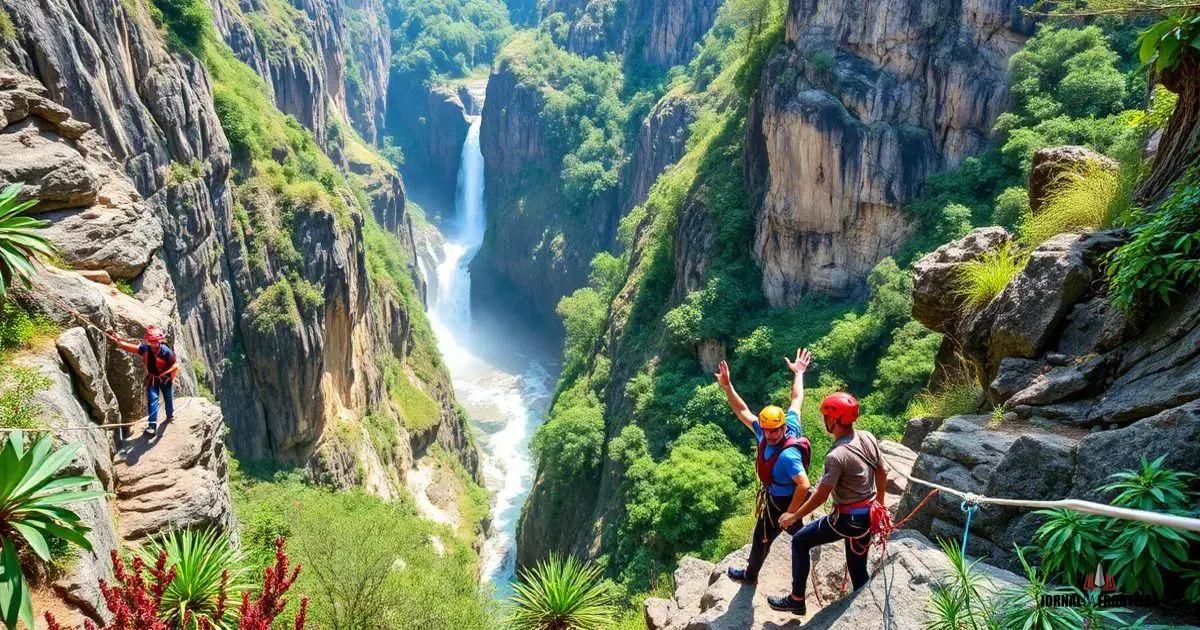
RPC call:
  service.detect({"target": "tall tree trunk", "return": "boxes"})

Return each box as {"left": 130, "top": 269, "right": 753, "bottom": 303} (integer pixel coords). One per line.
{"left": 1135, "top": 50, "right": 1200, "bottom": 205}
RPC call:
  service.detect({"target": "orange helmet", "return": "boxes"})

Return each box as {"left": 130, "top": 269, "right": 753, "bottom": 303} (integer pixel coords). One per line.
{"left": 820, "top": 392, "right": 859, "bottom": 425}
{"left": 758, "top": 405, "right": 786, "bottom": 430}
{"left": 144, "top": 326, "right": 166, "bottom": 343}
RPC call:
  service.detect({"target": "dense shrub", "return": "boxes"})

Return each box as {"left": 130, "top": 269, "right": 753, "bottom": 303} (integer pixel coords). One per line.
{"left": 233, "top": 470, "right": 493, "bottom": 628}
{"left": 148, "top": 0, "right": 211, "bottom": 51}
{"left": 1108, "top": 168, "right": 1200, "bottom": 312}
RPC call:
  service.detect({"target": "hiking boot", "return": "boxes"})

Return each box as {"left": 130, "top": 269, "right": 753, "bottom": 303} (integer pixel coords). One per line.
{"left": 727, "top": 567, "right": 757, "bottom": 585}
{"left": 766, "top": 594, "right": 806, "bottom": 615}
{"left": 146, "top": 423, "right": 157, "bottom": 436}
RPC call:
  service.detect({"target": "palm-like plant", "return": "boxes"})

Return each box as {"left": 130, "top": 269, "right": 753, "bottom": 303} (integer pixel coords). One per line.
{"left": 506, "top": 554, "right": 614, "bottom": 630}
{"left": 1032, "top": 508, "right": 1106, "bottom": 583}
{"left": 925, "top": 538, "right": 994, "bottom": 630}
{"left": 0, "top": 185, "right": 54, "bottom": 297}
{"left": 139, "top": 528, "right": 251, "bottom": 629}
{"left": 1100, "top": 455, "right": 1196, "bottom": 512}
{"left": 0, "top": 431, "right": 106, "bottom": 629}
{"left": 994, "top": 547, "right": 1086, "bottom": 630}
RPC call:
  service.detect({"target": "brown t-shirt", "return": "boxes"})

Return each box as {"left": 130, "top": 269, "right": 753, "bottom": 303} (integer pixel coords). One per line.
{"left": 819, "top": 430, "right": 886, "bottom": 505}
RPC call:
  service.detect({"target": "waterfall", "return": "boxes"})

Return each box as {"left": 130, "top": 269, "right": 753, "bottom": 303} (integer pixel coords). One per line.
{"left": 426, "top": 114, "right": 556, "bottom": 597}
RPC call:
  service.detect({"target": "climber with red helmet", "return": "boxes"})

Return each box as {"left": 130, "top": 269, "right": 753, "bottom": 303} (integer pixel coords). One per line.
{"left": 111, "top": 325, "right": 179, "bottom": 436}
{"left": 714, "top": 348, "right": 814, "bottom": 586}
{"left": 766, "top": 390, "right": 889, "bottom": 616}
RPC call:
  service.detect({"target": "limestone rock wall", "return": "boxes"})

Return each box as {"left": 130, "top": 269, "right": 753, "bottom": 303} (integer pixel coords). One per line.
{"left": 0, "top": 0, "right": 476, "bottom": 485}
{"left": 745, "top": 0, "right": 1033, "bottom": 305}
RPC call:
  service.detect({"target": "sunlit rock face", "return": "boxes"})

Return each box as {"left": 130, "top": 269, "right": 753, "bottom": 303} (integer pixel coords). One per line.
{"left": 746, "top": 0, "right": 1034, "bottom": 306}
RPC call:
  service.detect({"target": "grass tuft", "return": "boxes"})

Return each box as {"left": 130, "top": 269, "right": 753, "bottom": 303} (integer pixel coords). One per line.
{"left": 955, "top": 242, "right": 1025, "bottom": 311}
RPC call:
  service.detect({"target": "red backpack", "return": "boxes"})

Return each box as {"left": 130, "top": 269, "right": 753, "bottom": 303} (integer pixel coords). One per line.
{"left": 755, "top": 436, "right": 811, "bottom": 488}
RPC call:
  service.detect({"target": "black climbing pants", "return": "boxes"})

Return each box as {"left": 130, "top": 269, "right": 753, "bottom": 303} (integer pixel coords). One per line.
{"left": 744, "top": 493, "right": 802, "bottom": 578}
{"left": 789, "top": 513, "right": 871, "bottom": 597}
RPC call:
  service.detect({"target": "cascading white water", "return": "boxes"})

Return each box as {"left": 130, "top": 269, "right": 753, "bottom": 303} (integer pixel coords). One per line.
{"left": 427, "top": 115, "right": 556, "bottom": 596}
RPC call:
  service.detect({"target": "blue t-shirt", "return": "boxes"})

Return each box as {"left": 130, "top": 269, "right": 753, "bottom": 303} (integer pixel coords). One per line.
{"left": 753, "top": 410, "right": 806, "bottom": 497}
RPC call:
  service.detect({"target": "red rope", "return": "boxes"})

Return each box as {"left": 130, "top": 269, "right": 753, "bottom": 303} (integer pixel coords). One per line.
{"left": 810, "top": 489, "right": 941, "bottom": 607}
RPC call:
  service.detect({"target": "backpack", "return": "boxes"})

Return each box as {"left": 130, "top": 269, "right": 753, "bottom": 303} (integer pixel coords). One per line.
{"left": 754, "top": 436, "right": 811, "bottom": 489}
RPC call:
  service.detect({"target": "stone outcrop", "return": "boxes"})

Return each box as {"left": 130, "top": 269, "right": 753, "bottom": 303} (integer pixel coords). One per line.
{"left": 387, "top": 83, "right": 473, "bottom": 212}
{"left": 114, "top": 397, "right": 237, "bottom": 542}
{"left": 474, "top": 59, "right": 620, "bottom": 323}
{"left": 622, "top": 93, "right": 697, "bottom": 214}
{"left": 911, "top": 227, "right": 1013, "bottom": 335}
{"left": 645, "top": 532, "right": 1025, "bottom": 630}
{"left": 1027, "top": 145, "right": 1118, "bottom": 214}
{"left": 542, "top": 0, "right": 722, "bottom": 69}
{"left": 745, "top": 0, "right": 1033, "bottom": 305}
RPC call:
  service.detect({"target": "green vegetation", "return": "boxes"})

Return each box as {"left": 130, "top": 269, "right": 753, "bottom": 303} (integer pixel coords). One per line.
{"left": 955, "top": 243, "right": 1025, "bottom": 311}
{"left": 140, "top": 528, "right": 251, "bottom": 629}
{"left": 386, "top": 0, "right": 512, "bottom": 86}
{"left": 233, "top": 468, "right": 494, "bottom": 628}
{"left": 147, "top": 0, "right": 211, "bottom": 51}
{"left": 0, "top": 432, "right": 105, "bottom": 630}
{"left": 1033, "top": 457, "right": 1200, "bottom": 601}
{"left": 1021, "top": 162, "right": 1130, "bottom": 247}
{"left": 0, "top": 7, "right": 16, "bottom": 43}
{"left": 507, "top": 554, "right": 615, "bottom": 630}
{"left": 0, "top": 302, "right": 55, "bottom": 430}
{"left": 167, "top": 159, "right": 204, "bottom": 184}
{"left": 0, "top": 185, "right": 55, "bottom": 298}
{"left": 383, "top": 358, "right": 442, "bottom": 432}
{"left": 1107, "top": 167, "right": 1200, "bottom": 312}
{"left": 496, "top": 31, "right": 629, "bottom": 204}
{"left": 905, "top": 379, "right": 983, "bottom": 420}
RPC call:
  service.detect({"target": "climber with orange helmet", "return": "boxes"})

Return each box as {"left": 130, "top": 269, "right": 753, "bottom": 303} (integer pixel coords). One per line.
{"left": 111, "top": 325, "right": 179, "bottom": 436}
{"left": 767, "top": 390, "right": 889, "bottom": 616}
{"left": 714, "top": 348, "right": 813, "bottom": 586}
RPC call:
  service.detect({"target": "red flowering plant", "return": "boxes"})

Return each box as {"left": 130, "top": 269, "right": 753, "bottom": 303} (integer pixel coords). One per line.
{"left": 45, "top": 538, "right": 308, "bottom": 630}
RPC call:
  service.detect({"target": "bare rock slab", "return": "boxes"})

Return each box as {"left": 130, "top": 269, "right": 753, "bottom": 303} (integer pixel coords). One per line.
{"left": 114, "top": 397, "right": 235, "bottom": 541}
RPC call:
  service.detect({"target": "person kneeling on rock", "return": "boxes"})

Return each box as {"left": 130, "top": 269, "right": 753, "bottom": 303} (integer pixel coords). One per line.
{"left": 110, "top": 325, "right": 178, "bottom": 436}
{"left": 768, "top": 392, "right": 889, "bottom": 616}
{"left": 714, "top": 348, "right": 814, "bottom": 587}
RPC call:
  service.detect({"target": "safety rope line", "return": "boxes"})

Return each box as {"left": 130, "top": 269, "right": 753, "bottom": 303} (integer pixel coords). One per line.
{"left": 0, "top": 398, "right": 197, "bottom": 434}
{"left": 890, "top": 465, "right": 1200, "bottom": 533}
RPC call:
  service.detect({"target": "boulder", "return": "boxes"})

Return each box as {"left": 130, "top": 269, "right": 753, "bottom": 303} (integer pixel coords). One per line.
{"left": 0, "top": 118, "right": 100, "bottom": 210}
{"left": 988, "top": 357, "right": 1043, "bottom": 405}
{"left": 911, "top": 227, "right": 1012, "bottom": 335}
{"left": 1006, "top": 354, "right": 1111, "bottom": 408}
{"left": 965, "top": 232, "right": 1121, "bottom": 382}
{"left": 113, "top": 397, "right": 236, "bottom": 541}
{"left": 1055, "top": 297, "right": 1132, "bottom": 358}
{"left": 1071, "top": 401, "right": 1200, "bottom": 502}
{"left": 1028, "top": 146, "right": 1118, "bottom": 215}
{"left": 901, "top": 416, "right": 942, "bottom": 451}
{"left": 880, "top": 439, "right": 917, "bottom": 496}
{"left": 647, "top": 532, "right": 1025, "bottom": 630}
{"left": 55, "top": 327, "right": 121, "bottom": 426}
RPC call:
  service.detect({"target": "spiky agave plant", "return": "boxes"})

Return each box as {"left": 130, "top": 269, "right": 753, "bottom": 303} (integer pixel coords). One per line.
{"left": 139, "top": 528, "right": 251, "bottom": 629}
{"left": 0, "top": 185, "right": 54, "bottom": 298}
{"left": 0, "top": 431, "right": 106, "bottom": 629}
{"left": 506, "top": 554, "right": 614, "bottom": 630}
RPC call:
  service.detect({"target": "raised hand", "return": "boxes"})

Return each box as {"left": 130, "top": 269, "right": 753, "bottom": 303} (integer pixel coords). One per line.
{"left": 714, "top": 360, "right": 732, "bottom": 390}
{"left": 784, "top": 348, "right": 812, "bottom": 374}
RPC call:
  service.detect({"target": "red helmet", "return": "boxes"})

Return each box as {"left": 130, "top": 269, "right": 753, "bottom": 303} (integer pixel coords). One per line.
{"left": 144, "top": 326, "right": 166, "bottom": 343}
{"left": 820, "top": 392, "right": 859, "bottom": 425}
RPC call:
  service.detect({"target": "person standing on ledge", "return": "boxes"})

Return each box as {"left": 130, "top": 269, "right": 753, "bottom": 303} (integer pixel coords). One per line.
{"left": 110, "top": 325, "right": 178, "bottom": 436}
{"left": 715, "top": 348, "right": 814, "bottom": 587}
{"left": 768, "top": 391, "right": 889, "bottom": 616}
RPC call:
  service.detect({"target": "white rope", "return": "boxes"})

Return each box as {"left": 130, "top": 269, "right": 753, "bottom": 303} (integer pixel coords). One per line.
{"left": 891, "top": 463, "right": 1200, "bottom": 533}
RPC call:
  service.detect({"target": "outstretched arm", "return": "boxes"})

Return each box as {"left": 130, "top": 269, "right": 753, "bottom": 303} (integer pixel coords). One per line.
{"left": 784, "top": 348, "right": 812, "bottom": 414}
{"left": 109, "top": 333, "right": 140, "bottom": 354}
{"left": 715, "top": 360, "right": 757, "bottom": 430}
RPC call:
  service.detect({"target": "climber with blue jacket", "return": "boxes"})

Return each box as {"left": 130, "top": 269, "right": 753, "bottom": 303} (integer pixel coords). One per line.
{"left": 715, "top": 348, "right": 814, "bottom": 586}
{"left": 110, "top": 325, "right": 178, "bottom": 436}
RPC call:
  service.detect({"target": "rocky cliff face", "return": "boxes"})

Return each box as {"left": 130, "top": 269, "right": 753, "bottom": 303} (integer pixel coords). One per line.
{"left": 745, "top": 0, "right": 1033, "bottom": 305}
{"left": 900, "top": 220, "right": 1200, "bottom": 571}
{"left": 387, "top": 82, "right": 472, "bottom": 213}
{"left": 0, "top": 0, "right": 477, "bottom": 490}
{"left": 542, "top": 0, "right": 723, "bottom": 68}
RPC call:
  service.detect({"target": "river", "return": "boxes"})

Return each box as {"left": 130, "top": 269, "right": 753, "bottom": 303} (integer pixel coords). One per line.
{"left": 424, "top": 115, "right": 559, "bottom": 597}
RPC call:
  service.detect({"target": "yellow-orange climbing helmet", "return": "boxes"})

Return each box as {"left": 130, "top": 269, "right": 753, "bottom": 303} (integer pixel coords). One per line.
{"left": 758, "top": 405, "right": 786, "bottom": 430}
